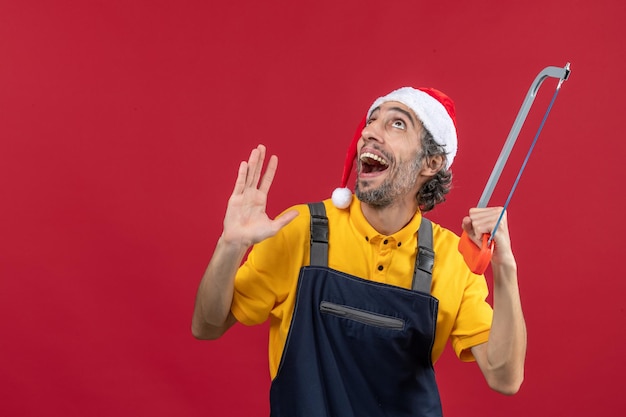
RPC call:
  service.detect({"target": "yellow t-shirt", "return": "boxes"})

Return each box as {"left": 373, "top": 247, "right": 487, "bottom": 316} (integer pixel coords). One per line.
{"left": 231, "top": 198, "right": 493, "bottom": 379}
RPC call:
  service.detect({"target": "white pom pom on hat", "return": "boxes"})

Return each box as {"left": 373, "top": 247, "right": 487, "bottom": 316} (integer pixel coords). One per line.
{"left": 331, "top": 87, "right": 458, "bottom": 209}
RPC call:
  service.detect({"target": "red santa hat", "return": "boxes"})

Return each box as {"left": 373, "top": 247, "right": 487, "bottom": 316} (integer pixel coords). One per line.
{"left": 331, "top": 87, "right": 458, "bottom": 209}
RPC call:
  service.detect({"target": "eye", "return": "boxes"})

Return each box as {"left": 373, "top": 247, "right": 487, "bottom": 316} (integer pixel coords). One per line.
{"left": 366, "top": 117, "right": 376, "bottom": 125}
{"left": 392, "top": 119, "right": 406, "bottom": 130}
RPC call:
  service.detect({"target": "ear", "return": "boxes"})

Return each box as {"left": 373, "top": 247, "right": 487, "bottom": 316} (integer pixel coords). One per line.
{"left": 420, "top": 154, "right": 445, "bottom": 176}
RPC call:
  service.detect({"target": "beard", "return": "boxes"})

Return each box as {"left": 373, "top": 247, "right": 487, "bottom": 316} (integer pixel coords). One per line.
{"left": 355, "top": 151, "right": 423, "bottom": 208}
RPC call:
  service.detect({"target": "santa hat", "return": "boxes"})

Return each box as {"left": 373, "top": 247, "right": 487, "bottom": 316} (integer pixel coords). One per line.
{"left": 331, "top": 87, "right": 458, "bottom": 209}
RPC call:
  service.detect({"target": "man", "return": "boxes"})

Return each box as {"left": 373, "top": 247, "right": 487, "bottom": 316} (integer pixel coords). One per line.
{"left": 192, "top": 87, "right": 526, "bottom": 417}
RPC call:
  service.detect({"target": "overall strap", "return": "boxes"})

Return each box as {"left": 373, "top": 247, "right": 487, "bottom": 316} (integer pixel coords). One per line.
{"left": 308, "top": 202, "right": 435, "bottom": 294}
{"left": 308, "top": 202, "right": 329, "bottom": 267}
{"left": 412, "top": 218, "right": 435, "bottom": 294}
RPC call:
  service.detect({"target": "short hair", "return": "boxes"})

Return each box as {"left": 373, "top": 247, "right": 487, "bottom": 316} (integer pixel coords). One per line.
{"left": 417, "top": 127, "right": 452, "bottom": 212}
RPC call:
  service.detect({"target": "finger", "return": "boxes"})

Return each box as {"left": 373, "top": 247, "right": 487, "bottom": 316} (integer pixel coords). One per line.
{"left": 248, "top": 144, "right": 266, "bottom": 189}
{"left": 258, "top": 154, "right": 278, "bottom": 195}
{"left": 244, "top": 147, "right": 262, "bottom": 188}
{"left": 468, "top": 207, "right": 504, "bottom": 234}
{"left": 232, "top": 161, "right": 248, "bottom": 195}
{"left": 469, "top": 207, "right": 500, "bottom": 221}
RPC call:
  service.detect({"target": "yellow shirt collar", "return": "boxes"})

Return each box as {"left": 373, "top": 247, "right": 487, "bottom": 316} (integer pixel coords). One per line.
{"left": 348, "top": 196, "right": 424, "bottom": 244}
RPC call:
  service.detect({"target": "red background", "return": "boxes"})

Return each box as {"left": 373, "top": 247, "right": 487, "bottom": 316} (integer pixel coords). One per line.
{"left": 1, "top": 1, "right": 624, "bottom": 416}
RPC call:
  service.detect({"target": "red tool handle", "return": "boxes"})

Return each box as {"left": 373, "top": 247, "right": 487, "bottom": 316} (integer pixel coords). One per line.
{"left": 458, "top": 231, "right": 494, "bottom": 275}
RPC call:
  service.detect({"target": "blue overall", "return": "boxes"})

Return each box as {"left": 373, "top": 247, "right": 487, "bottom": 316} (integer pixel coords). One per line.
{"left": 269, "top": 203, "right": 443, "bottom": 417}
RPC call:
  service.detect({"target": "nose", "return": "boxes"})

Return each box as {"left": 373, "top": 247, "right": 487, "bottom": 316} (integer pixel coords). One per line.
{"left": 361, "top": 119, "right": 384, "bottom": 144}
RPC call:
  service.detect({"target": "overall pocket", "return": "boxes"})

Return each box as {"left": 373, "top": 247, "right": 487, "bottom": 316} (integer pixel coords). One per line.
{"left": 319, "top": 301, "right": 405, "bottom": 330}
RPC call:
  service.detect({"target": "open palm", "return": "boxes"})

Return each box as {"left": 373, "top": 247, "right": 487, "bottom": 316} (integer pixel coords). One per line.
{"left": 222, "top": 145, "right": 298, "bottom": 247}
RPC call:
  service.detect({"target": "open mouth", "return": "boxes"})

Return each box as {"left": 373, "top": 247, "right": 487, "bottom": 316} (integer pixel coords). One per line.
{"left": 359, "top": 152, "right": 389, "bottom": 174}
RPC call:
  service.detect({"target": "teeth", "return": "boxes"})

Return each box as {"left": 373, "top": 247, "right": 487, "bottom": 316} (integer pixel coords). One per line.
{"left": 360, "top": 152, "right": 388, "bottom": 165}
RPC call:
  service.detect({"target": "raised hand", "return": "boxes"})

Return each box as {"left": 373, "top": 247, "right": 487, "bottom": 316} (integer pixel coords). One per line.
{"left": 221, "top": 144, "right": 298, "bottom": 248}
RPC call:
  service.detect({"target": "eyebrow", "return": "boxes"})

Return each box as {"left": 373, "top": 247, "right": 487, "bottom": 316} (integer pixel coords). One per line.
{"left": 370, "top": 106, "right": 417, "bottom": 128}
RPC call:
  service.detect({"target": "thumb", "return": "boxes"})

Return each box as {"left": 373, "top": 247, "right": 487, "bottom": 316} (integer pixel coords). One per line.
{"left": 273, "top": 210, "right": 299, "bottom": 231}
{"left": 461, "top": 216, "right": 474, "bottom": 235}
{"left": 461, "top": 216, "right": 484, "bottom": 247}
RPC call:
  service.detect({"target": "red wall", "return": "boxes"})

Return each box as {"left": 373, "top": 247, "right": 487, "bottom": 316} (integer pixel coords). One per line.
{"left": 1, "top": 1, "right": 624, "bottom": 416}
